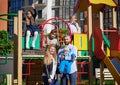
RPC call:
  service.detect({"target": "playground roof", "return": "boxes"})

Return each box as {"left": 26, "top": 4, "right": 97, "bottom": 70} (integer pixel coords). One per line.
{"left": 74, "top": 0, "right": 117, "bottom": 13}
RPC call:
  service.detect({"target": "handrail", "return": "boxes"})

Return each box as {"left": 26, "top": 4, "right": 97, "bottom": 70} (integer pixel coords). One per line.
{"left": 0, "top": 13, "right": 18, "bottom": 16}
{"left": 0, "top": 18, "right": 13, "bottom": 22}
{"left": 22, "top": 62, "right": 35, "bottom": 76}
{"left": 102, "top": 33, "right": 110, "bottom": 48}
{"left": 0, "top": 13, "right": 18, "bottom": 22}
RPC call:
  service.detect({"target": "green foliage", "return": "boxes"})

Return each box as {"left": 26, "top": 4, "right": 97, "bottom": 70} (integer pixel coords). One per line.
{"left": 0, "top": 30, "right": 14, "bottom": 54}
{"left": 46, "top": 28, "right": 69, "bottom": 38}
{"left": 0, "top": 30, "right": 8, "bottom": 43}
{"left": 60, "top": 28, "right": 69, "bottom": 36}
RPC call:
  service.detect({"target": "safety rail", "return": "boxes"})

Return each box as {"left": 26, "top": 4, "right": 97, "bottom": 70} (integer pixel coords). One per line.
{"left": 0, "top": 13, "right": 18, "bottom": 22}
{"left": 22, "top": 62, "right": 35, "bottom": 76}
{"left": 95, "top": 68, "right": 114, "bottom": 84}
{"left": 77, "top": 56, "right": 90, "bottom": 85}
{"left": 0, "top": 74, "right": 7, "bottom": 85}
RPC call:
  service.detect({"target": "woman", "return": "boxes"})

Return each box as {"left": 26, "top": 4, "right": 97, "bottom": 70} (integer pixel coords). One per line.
{"left": 69, "top": 14, "right": 81, "bottom": 34}
{"left": 25, "top": 3, "right": 38, "bottom": 49}
{"left": 42, "top": 44, "right": 59, "bottom": 85}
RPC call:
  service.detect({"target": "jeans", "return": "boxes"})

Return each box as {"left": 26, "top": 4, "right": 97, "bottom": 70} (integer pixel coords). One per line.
{"left": 42, "top": 76, "right": 60, "bottom": 85}
{"left": 61, "top": 72, "right": 76, "bottom": 85}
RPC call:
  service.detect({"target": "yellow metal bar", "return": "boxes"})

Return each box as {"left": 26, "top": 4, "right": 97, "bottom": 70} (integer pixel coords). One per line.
{"left": 106, "top": 47, "right": 110, "bottom": 57}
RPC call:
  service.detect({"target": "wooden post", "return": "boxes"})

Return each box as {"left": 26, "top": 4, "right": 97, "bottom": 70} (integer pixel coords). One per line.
{"left": 17, "top": 10, "right": 22, "bottom": 85}
{"left": 100, "top": 11, "right": 103, "bottom": 29}
{"left": 13, "top": 10, "right": 22, "bottom": 85}
{"left": 13, "top": 16, "right": 18, "bottom": 84}
{"left": 112, "top": 8, "right": 117, "bottom": 28}
{"left": 7, "top": 74, "right": 12, "bottom": 85}
{"left": 88, "top": 6, "right": 93, "bottom": 85}
{"left": 99, "top": 11, "right": 104, "bottom": 85}
{"left": 76, "top": 9, "right": 80, "bottom": 27}
{"left": 112, "top": 7, "right": 118, "bottom": 85}
{"left": 100, "top": 61, "right": 104, "bottom": 85}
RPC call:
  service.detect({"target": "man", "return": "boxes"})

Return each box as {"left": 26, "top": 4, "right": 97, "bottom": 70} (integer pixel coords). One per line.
{"left": 58, "top": 35, "right": 77, "bottom": 85}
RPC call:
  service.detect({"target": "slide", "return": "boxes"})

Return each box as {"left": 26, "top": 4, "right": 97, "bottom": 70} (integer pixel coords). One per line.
{"left": 93, "top": 27, "right": 120, "bottom": 84}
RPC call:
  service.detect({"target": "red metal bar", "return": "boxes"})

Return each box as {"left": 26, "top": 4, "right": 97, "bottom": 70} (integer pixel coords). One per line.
{"left": 22, "top": 62, "right": 35, "bottom": 76}
{"left": 77, "top": 61, "right": 90, "bottom": 85}
{"left": 38, "top": 17, "right": 72, "bottom": 49}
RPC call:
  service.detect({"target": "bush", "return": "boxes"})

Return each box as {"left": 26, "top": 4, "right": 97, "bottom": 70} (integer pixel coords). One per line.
{"left": 60, "top": 28, "right": 69, "bottom": 36}
{"left": 0, "top": 30, "right": 14, "bottom": 54}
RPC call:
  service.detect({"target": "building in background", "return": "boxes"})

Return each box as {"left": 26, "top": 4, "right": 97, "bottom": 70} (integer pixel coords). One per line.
{"left": 0, "top": 0, "right": 8, "bottom": 31}
{"left": 8, "top": 0, "right": 76, "bottom": 37}
{"left": 1, "top": 0, "right": 120, "bottom": 37}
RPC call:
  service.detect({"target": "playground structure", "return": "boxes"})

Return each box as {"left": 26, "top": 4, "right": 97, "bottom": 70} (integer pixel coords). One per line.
{"left": 74, "top": 0, "right": 120, "bottom": 85}
{"left": 0, "top": 0, "right": 120, "bottom": 85}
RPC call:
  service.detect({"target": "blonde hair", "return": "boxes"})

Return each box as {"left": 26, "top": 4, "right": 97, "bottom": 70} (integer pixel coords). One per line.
{"left": 69, "top": 14, "right": 74, "bottom": 19}
{"left": 64, "top": 46, "right": 69, "bottom": 52}
{"left": 43, "top": 44, "right": 57, "bottom": 65}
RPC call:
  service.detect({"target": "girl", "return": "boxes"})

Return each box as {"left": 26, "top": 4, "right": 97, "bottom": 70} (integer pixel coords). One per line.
{"left": 46, "top": 29, "right": 58, "bottom": 46}
{"left": 42, "top": 44, "right": 59, "bottom": 85}
{"left": 25, "top": 3, "right": 38, "bottom": 49}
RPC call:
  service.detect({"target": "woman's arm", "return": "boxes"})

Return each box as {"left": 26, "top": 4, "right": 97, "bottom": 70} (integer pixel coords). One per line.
{"left": 50, "top": 59, "right": 57, "bottom": 79}
{"left": 45, "top": 64, "right": 50, "bottom": 79}
{"left": 33, "top": 9, "right": 37, "bottom": 19}
{"left": 32, "top": 3, "right": 37, "bottom": 19}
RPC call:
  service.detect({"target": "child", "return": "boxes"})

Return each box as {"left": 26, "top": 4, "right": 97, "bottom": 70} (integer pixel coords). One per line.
{"left": 25, "top": 3, "right": 38, "bottom": 49}
{"left": 44, "top": 29, "right": 59, "bottom": 49}
{"left": 47, "top": 29, "right": 58, "bottom": 46}
{"left": 58, "top": 46, "right": 76, "bottom": 74}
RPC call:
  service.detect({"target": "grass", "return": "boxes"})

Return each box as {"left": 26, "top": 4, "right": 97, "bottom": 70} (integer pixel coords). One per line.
{"left": 77, "top": 77, "right": 115, "bottom": 85}
{"left": 22, "top": 79, "right": 115, "bottom": 85}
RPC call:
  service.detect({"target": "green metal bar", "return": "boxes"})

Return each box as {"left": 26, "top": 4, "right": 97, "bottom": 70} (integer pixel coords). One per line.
{"left": 0, "top": 52, "right": 8, "bottom": 65}
{"left": 0, "top": 18, "right": 13, "bottom": 22}
{"left": 0, "top": 13, "right": 18, "bottom": 16}
{"left": 0, "top": 13, "right": 18, "bottom": 21}
{"left": 92, "top": 37, "right": 94, "bottom": 53}
{"left": 102, "top": 33, "right": 110, "bottom": 48}
{"left": 0, "top": 74, "right": 7, "bottom": 85}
